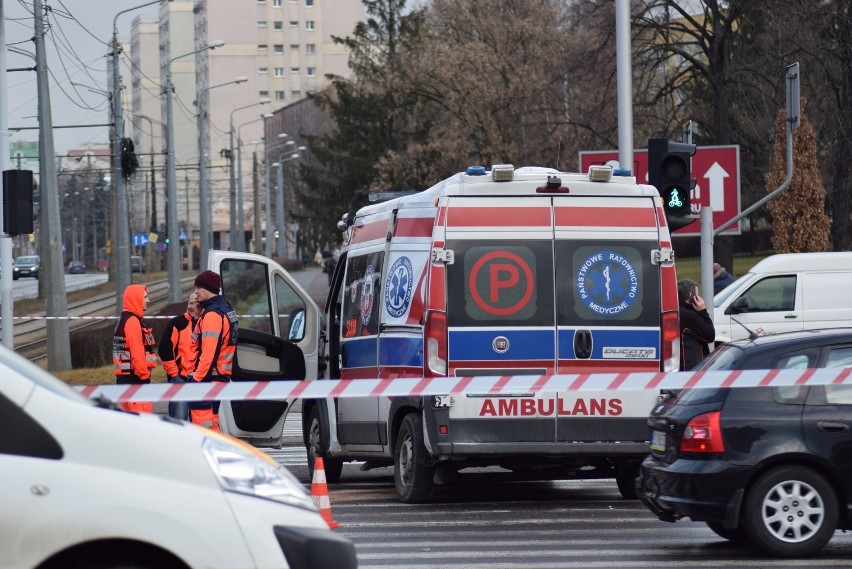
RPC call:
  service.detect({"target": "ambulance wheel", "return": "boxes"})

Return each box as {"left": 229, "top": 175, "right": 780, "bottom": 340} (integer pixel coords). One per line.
{"left": 615, "top": 461, "right": 640, "bottom": 499}
{"left": 394, "top": 413, "right": 435, "bottom": 503}
{"left": 306, "top": 405, "right": 343, "bottom": 483}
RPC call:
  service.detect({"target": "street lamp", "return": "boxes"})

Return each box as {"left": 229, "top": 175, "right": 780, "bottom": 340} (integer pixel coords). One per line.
{"left": 264, "top": 133, "right": 292, "bottom": 257}
{"left": 196, "top": 75, "right": 248, "bottom": 269}
{"left": 229, "top": 98, "right": 270, "bottom": 251}
{"left": 111, "top": 0, "right": 163, "bottom": 313}
{"left": 236, "top": 113, "right": 273, "bottom": 252}
{"left": 273, "top": 147, "right": 304, "bottom": 258}
{"left": 164, "top": 39, "right": 225, "bottom": 302}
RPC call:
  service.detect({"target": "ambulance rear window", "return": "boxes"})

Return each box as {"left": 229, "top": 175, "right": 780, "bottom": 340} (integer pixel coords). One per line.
{"left": 447, "top": 241, "right": 554, "bottom": 327}
{"left": 555, "top": 242, "right": 660, "bottom": 327}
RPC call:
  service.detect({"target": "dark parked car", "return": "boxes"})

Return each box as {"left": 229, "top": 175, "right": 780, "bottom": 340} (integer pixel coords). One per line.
{"left": 13, "top": 255, "right": 39, "bottom": 280}
{"left": 67, "top": 260, "right": 86, "bottom": 274}
{"left": 638, "top": 329, "right": 852, "bottom": 558}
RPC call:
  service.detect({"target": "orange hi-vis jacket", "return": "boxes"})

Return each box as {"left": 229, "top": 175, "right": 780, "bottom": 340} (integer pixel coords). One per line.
{"left": 113, "top": 284, "right": 157, "bottom": 383}
{"left": 158, "top": 310, "right": 197, "bottom": 378}
{"left": 192, "top": 295, "right": 238, "bottom": 381}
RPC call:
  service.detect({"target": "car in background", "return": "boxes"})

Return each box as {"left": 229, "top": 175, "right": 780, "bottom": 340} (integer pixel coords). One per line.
{"left": 13, "top": 255, "right": 39, "bottom": 280}
{"left": 130, "top": 255, "right": 145, "bottom": 273}
{"left": 0, "top": 343, "right": 357, "bottom": 569}
{"left": 638, "top": 329, "right": 852, "bottom": 557}
{"left": 67, "top": 260, "right": 86, "bottom": 274}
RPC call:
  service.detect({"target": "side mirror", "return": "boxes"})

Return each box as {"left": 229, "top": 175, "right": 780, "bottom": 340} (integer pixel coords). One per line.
{"left": 288, "top": 308, "right": 305, "bottom": 341}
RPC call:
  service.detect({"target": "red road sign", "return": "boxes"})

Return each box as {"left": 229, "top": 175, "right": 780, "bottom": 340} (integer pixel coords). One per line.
{"left": 578, "top": 145, "right": 741, "bottom": 236}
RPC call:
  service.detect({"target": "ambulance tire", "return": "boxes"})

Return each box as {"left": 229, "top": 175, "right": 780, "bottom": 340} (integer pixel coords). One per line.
{"left": 615, "top": 461, "right": 640, "bottom": 500}
{"left": 307, "top": 406, "right": 343, "bottom": 483}
{"left": 394, "top": 413, "right": 435, "bottom": 503}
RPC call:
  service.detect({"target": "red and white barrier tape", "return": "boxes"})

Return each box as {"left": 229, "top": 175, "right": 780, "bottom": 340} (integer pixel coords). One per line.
{"left": 14, "top": 314, "right": 273, "bottom": 321}
{"left": 75, "top": 368, "right": 852, "bottom": 403}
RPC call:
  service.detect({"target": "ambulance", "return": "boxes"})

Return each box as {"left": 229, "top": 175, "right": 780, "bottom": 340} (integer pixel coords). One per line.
{"left": 210, "top": 164, "right": 682, "bottom": 503}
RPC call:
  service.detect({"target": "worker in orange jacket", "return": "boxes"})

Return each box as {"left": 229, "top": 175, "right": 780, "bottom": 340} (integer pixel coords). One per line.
{"left": 158, "top": 292, "right": 201, "bottom": 421}
{"left": 189, "top": 270, "right": 238, "bottom": 431}
{"left": 113, "top": 284, "right": 157, "bottom": 413}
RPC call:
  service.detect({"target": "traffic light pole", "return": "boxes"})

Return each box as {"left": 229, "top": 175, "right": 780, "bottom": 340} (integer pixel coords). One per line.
{"left": 699, "top": 63, "right": 801, "bottom": 318}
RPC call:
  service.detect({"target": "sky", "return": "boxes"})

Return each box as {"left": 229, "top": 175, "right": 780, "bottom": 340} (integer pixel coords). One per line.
{"left": 4, "top": 0, "right": 158, "bottom": 157}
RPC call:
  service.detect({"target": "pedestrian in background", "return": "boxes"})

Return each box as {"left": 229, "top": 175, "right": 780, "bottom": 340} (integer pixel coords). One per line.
{"left": 158, "top": 292, "right": 201, "bottom": 421}
{"left": 113, "top": 284, "right": 157, "bottom": 413}
{"left": 713, "top": 262, "right": 735, "bottom": 294}
{"left": 678, "top": 279, "right": 716, "bottom": 370}
{"left": 189, "top": 270, "right": 239, "bottom": 431}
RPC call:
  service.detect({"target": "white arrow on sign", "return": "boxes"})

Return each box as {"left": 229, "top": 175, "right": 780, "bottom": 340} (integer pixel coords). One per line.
{"left": 704, "top": 162, "right": 730, "bottom": 211}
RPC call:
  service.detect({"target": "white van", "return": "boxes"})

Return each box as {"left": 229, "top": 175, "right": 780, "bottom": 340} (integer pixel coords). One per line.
{"left": 713, "top": 252, "right": 852, "bottom": 344}
{"left": 0, "top": 344, "right": 356, "bottom": 569}
{"left": 209, "top": 164, "right": 683, "bottom": 502}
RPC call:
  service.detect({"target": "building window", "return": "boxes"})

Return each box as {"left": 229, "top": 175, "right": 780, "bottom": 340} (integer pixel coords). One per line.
{"left": 274, "top": 67, "right": 284, "bottom": 77}
{"left": 291, "top": 90, "right": 302, "bottom": 98}
{"left": 274, "top": 44, "right": 284, "bottom": 54}
{"left": 258, "top": 67, "right": 269, "bottom": 74}
{"left": 305, "top": 43, "right": 315, "bottom": 54}
{"left": 257, "top": 20, "right": 267, "bottom": 28}
{"left": 258, "top": 44, "right": 268, "bottom": 52}
{"left": 257, "top": 0, "right": 266, "bottom": 3}
{"left": 289, "top": 20, "right": 298, "bottom": 27}
{"left": 290, "top": 67, "right": 300, "bottom": 73}
{"left": 273, "top": 21, "right": 283, "bottom": 30}
{"left": 275, "top": 90, "right": 285, "bottom": 101}
{"left": 305, "top": 0, "right": 314, "bottom": 5}
{"left": 306, "top": 67, "right": 316, "bottom": 77}
{"left": 305, "top": 20, "right": 315, "bottom": 31}
{"left": 259, "top": 90, "right": 269, "bottom": 97}
{"left": 272, "top": 0, "right": 282, "bottom": 5}
{"left": 290, "top": 43, "right": 300, "bottom": 51}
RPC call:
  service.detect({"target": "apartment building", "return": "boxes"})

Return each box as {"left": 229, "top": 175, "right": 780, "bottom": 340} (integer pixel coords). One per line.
{"left": 128, "top": 0, "right": 363, "bottom": 253}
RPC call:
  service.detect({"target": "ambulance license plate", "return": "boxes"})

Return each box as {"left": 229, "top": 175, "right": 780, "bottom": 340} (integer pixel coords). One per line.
{"left": 650, "top": 430, "right": 667, "bottom": 453}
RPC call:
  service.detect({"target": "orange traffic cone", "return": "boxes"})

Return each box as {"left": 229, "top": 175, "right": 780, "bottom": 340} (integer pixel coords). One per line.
{"left": 311, "top": 457, "right": 340, "bottom": 529}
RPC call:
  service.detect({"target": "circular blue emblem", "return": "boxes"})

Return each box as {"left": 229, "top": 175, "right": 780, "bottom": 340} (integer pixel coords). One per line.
{"left": 575, "top": 250, "right": 639, "bottom": 317}
{"left": 385, "top": 256, "right": 414, "bottom": 318}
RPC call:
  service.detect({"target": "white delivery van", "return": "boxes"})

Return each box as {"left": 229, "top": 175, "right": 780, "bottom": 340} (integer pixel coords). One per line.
{"left": 713, "top": 252, "right": 852, "bottom": 344}
{"left": 0, "top": 344, "right": 356, "bottom": 569}
{"left": 210, "top": 164, "right": 683, "bottom": 502}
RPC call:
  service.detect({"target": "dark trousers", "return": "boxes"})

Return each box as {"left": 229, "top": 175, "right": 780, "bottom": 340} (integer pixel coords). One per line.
{"left": 167, "top": 375, "right": 190, "bottom": 421}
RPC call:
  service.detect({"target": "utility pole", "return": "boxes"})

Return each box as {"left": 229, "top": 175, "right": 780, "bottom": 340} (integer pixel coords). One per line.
{"left": 253, "top": 149, "right": 261, "bottom": 253}
{"left": 34, "top": 0, "right": 72, "bottom": 370}
{"left": 0, "top": 2, "right": 14, "bottom": 348}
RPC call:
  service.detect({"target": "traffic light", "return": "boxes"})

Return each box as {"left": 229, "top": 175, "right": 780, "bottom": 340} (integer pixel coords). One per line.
{"left": 648, "top": 138, "right": 696, "bottom": 228}
{"left": 273, "top": 229, "right": 280, "bottom": 240}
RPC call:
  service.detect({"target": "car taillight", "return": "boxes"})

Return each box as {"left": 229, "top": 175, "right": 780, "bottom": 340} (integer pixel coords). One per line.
{"left": 680, "top": 411, "right": 725, "bottom": 453}
{"left": 661, "top": 310, "right": 680, "bottom": 372}
{"left": 424, "top": 310, "right": 447, "bottom": 376}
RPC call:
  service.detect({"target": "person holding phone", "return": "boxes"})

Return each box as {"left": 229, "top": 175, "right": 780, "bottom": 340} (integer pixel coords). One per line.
{"left": 678, "top": 278, "right": 716, "bottom": 370}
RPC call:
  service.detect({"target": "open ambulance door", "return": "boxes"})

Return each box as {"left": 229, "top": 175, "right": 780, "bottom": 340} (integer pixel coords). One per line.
{"left": 208, "top": 250, "right": 321, "bottom": 447}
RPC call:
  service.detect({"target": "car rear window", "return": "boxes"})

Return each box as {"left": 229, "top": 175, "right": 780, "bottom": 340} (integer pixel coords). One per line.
{"left": 694, "top": 344, "right": 745, "bottom": 370}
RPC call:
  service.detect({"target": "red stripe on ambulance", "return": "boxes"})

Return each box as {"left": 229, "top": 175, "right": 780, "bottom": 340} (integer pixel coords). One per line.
{"left": 554, "top": 206, "right": 656, "bottom": 228}
{"left": 446, "top": 206, "right": 551, "bottom": 228}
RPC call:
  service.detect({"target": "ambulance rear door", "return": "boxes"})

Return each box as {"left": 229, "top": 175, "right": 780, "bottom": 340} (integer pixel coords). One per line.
{"left": 443, "top": 196, "right": 558, "bottom": 443}
{"left": 552, "top": 195, "right": 663, "bottom": 442}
